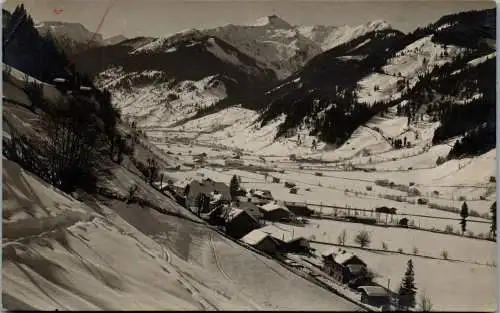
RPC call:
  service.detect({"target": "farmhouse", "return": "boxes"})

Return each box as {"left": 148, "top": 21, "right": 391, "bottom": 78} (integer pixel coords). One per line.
{"left": 184, "top": 179, "right": 231, "bottom": 210}
{"left": 237, "top": 200, "right": 264, "bottom": 221}
{"left": 240, "top": 229, "right": 281, "bottom": 255}
{"left": 358, "top": 286, "right": 390, "bottom": 308}
{"left": 321, "top": 248, "right": 367, "bottom": 284}
{"left": 259, "top": 202, "right": 291, "bottom": 221}
{"left": 285, "top": 202, "right": 314, "bottom": 217}
{"left": 224, "top": 208, "right": 260, "bottom": 239}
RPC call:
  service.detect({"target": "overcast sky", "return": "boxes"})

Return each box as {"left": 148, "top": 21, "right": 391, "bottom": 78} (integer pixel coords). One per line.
{"left": 3, "top": 0, "right": 496, "bottom": 39}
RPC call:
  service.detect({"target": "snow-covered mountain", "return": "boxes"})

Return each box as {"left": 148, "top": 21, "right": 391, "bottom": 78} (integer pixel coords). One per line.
{"left": 74, "top": 30, "right": 277, "bottom": 128}
{"left": 35, "top": 21, "right": 105, "bottom": 53}
{"left": 204, "top": 15, "right": 394, "bottom": 79}
{"left": 257, "top": 8, "right": 495, "bottom": 158}
{"left": 297, "top": 20, "right": 392, "bottom": 51}
{"left": 204, "top": 15, "right": 321, "bottom": 79}
{"left": 103, "top": 34, "right": 128, "bottom": 46}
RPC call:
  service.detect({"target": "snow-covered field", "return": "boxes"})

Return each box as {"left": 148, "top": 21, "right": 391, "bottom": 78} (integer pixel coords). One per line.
{"left": 3, "top": 154, "right": 365, "bottom": 310}
{"left": 117, "top": 90, "right": 497, "bottom": 311}
{"left": 312, "top": 243, "right": 497, "bottom": 312}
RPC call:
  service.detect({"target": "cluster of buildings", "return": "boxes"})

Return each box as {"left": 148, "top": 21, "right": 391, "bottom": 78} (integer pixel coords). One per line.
{"left": 166, "top": 178, "right": 315, "bottom": 255}
{"left": 165, "top": 177, "right": 391, "bottom": 309}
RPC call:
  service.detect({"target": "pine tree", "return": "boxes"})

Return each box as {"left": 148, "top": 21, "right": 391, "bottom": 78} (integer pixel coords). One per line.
{"left": 398, "top": 259, "right": 417, "bottom": 310}
{"left": 460, "top": 201, "right": 469, "bottom": 234}
{"left": 229, "top": 174, "right": 240, "bottom": 199}
{"left": 490, "top": 201, "right": 496, "bottom": 238}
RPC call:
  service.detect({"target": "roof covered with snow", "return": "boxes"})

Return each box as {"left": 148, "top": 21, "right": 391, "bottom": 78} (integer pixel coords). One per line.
{"left": 241, "top": 229, "right": 276, "bottom": 246}
{"left": 259, "top": 202, "right": 290, "bottom": 213}
{"left": 358, "top": 286, "right": 388, "bottom": 297}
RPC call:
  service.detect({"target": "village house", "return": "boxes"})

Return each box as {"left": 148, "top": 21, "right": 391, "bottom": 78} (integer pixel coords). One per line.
{"left": 224, "top": 207, "right": 260, "bottom": 239}
{"left": 284, "top": 202, "right": 315, "bottom": 217}
{"left": 183, "top": 179, "right": 231, "bottom": 212}
{"left": 236, "top": 200, "right": 264, "bottom": 221}
{"left": 321, "top": 248, "right": 367, "bottom": 284}
{"left": 358, "top": 286, "right": 390, "bottom": 308}
{"left": 259, "top": 202, "right": 291, "bottom": 221}
{"left": 250, "top": 189, "right": 274, "bottom": 201}
{"left": 240, "top": 229, "right": 281, "bottom": 255}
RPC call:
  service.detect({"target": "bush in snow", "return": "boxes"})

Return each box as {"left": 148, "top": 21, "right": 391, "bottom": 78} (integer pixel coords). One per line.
{"left": 418, "top": 291, "right": 434, "bottom": 312}
{"left": 407, "top": 187, "right": 421, "bottom": 197}
{"left": 436, "top": 156, "right": 446, "bottom": 166}
{"left": 441, "top": 250, "right": 449, "bottom": 260}
{"left": 398, "top": 248, "right": 404, "bottom": 254}
{"left": 412, "top": 246, "right": 419, "bottom": 255}
{"left": 444, "top": 224, "right": 454, "bottom": 233}
{"left": 366, "top": 186, "right": 373, "bottom": 191}
{"left": 354, "top": 230, "right": 371, "bottom": 248}
{"left": 381, "top": 241, "right": 388, "bottom": 250}
{"left": 127, "top": 184, "right": 138, "bottom": 203}
{"left": 337, "top": 230, "right": 347, "bottom": 246}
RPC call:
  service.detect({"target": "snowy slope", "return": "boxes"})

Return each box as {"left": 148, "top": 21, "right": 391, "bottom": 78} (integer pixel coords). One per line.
{"left": 2, "top": 155, "right": 363, "bottom": 311}
{"left": 35, "top": 21, "right": 104, "bottom": 44}
{"left": 297, "top": 20, "right": 392, "bottom": 51}
{"left": 35, "top": 21, "right": 104, "bottom": 54}
{"left": 205, "top": 16, "right": 321, "bottom": 79}
{"left": 97, "top": 69, "right": 228, "bottom": 128}
{"left": 206, "top": 17, "right": 394, "bottom": 79}
{"left": 357, "top": 35, "right": 467, "bottom": 104}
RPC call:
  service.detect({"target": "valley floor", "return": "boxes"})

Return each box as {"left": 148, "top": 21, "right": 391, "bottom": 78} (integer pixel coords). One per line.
{"left": 135, "top": 104, "right": 497, "bottom": 311}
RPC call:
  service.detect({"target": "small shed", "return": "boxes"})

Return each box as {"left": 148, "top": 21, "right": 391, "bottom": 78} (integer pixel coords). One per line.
{"left": 280, "top": 237, "right": 311, "bottom": 254}
{"left": 358, "top": 286, "right": 390, "bottom": 307}
{"left": 285, "top": 203, "right": 314, "bottom": 217}
{"left": 259, "top": 202, "right": 291, "bottom": 221}
{"left": 240, "top": 229, "right": 281, "bottom": 255}
{"left": 224, "top": 208, "right": 260, "bottom": 239}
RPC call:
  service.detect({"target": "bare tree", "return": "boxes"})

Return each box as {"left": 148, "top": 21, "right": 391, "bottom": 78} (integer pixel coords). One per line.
{"left": 337, "top": 229, "right": 347, "bottom": 245}
{"left": 43, "top": 96, "right": 104, "bottom": 192}
{"left": 354, "top": 230, "right": 371, "bottom": 248}
{"left": 418, "top": 291, "right": 433, "bottom": 312}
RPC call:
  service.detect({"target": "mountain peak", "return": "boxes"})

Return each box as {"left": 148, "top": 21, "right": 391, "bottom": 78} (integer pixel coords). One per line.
{"left": 250, "top": 14, "right": 292, "bottom": 29}
{"left": 363, "top": 19, "right": 392, "bottom": 31}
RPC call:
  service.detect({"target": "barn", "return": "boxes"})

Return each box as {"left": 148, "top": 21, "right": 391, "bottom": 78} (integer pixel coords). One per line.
{"left": 285, "top": 203, "right": 314, "bottom": 217}
{"left": 224, "top": 208, "right": 260, "bottom": 239}
{"left": 240, "top": 230, "right": 281, "bottom": 255}
{"left": 358, "top": 286, "right": 390, "bottom": 308}
{"left": 259, "top": 202, "right": 291, "bottom": 221}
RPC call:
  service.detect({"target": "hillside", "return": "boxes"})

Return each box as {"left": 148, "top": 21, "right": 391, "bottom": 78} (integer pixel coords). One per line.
{"left": 34, "top": 21, "right": 104, "bottom": 55}
{"left": 3, "top": 4, "right": 496, "bottom": 311}
{"left": 2, "top": 58, "right": 363, "bottom": 310}
{"left": 74, "top": 30, "right": 278, "bottom": 127}
{"left": 258, "top": 8, "right": 496, "bottom": 157}
{"left": 205, "top": 16, "right": 394, "bottom": 79}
